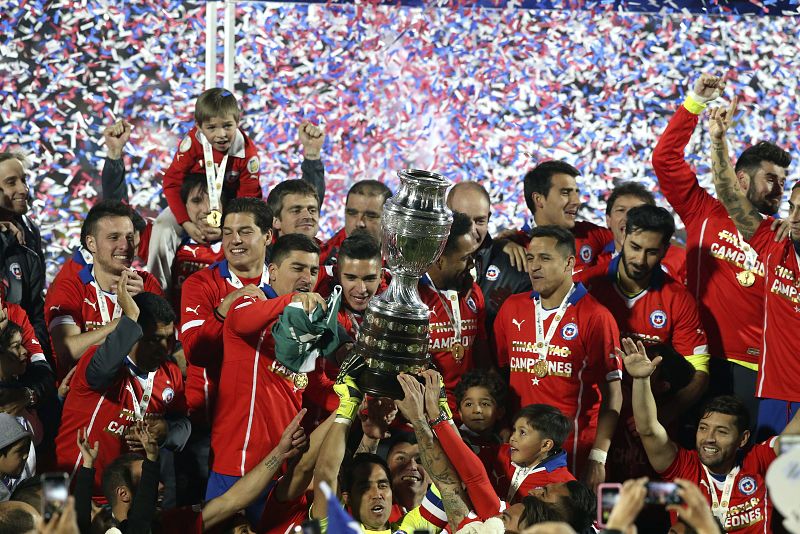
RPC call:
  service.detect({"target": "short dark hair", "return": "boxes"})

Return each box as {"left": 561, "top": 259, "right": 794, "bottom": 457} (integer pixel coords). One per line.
{"left": 270, "top": 234, "right": 320, "bottom": 267}
{"left": 625, "top": 204, "right": 675, "bottom": 246}
{"left": 735, "top": 141, "right": 791, "bottom": 176}
{"left": 448, "top": 181, "right": 491, "bottom": 206}
{"left": 454, "top": 369, "right": 508, "bottom": 407}
{"left": 605, "top": 182, "right": 655, "bottom": 216}
{"left": 80, "top": 200, "right": 134, "bottom": 249}
{"left": 180, "top": 174, "right": 209, "bottom": 205}
{"left": 442, "top": 211, "right": 473, "bottom": 255}
{"left": 519, "top": 495, "right": 562, "bottom": 528}
{"left": 194, "top": 88, "right": 240, "bottom": 125}
{"left": 701, "top": 395, "right": 750, "bottom": 435}
{"left": 513, "top": 404, "right": 570, "bottom": 449}
{"left": 524, "top": 160, "right": 580, "bottom": 214}
{"left": 341, "top": 453, "right": 392, "bottom": 493}
{"left": 338, "top": 234, "right": 382, "bottom": 264}
{"left": 222, "top": 197, "right": 273, "bottom": 234}
{"left": 132, "top": 292, "right": 176, "bottom": 333}
{"left": 0, "top": 504, "right": 36, "bottom": 532}
{"left": 130, "top": 209, "right": 147, "bottom": 236}
{"left": 385, "top": 431, "right": 418, "bottom": 459}
{"left": 102, "top": 453, "right": 143, "bottom": 506}
{"left": 529, "top": 225, "right": 576, "bottom": 257}
{"left": 267, "top": 180, "right": 320, "bottom": 216}
{"left": 10, "top": 474, "right": 42, "bottom": 510}
{"left": 0, "top": 321, "right": 22, "bottom": 354}
{"left": 552, "top": 481, "right": 596, "bottom": 532}
{"left": 347, "top": 180, "right": 393, "bottom": 204}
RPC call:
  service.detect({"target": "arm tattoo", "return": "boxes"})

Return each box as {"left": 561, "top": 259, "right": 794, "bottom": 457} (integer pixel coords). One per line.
{"left": 356, "top": 437, "right": 379, "bottom": 455}
{"left": 410, "top": 419, "right": 469, "bottom": 521}
{"left": 711, "top": 138, "right": 762, "bottom": 240}
{"left": 264, "top": 454, "right": 281, "bottom": 471}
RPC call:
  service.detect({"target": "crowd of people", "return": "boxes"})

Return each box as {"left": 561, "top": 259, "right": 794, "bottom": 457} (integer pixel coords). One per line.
{"left": 0, "top": 73, "right": 798, "bottom": 534}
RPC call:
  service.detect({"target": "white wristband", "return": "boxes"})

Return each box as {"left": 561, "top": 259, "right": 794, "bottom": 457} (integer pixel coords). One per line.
{"left": 688, "top": 89, "right": 720, "bottom": 105}
{"left": 588, "top": 448, "right": 608, "bottom": 464}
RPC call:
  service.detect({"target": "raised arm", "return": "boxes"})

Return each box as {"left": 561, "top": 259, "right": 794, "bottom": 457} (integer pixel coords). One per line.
{"left": 299, "top": 121, "right": 326, "bottom": 204}
{"left": 101, "top": 120, "right": 132, "bottom": 202}
{"left": 202, "top": 409, "right": 309, "bottom": 530}
{"left": 619, "top": 338, "right": 678, "bottom": 473}
{"left": 709, "top": 98, "right": 762, "bottom": 240}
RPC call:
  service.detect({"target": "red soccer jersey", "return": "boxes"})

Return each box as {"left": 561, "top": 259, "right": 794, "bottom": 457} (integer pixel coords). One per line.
{"left": 660, "top": 439, "right": 777, "bottom": 533}
{"left": 320, "top": 228, "right": 347, "bottom": 266}
{"left": 55, "top": 345, "right": 185, "bottom": 493}
{"left": 585, "top": 256, "right": 708, "bottom": 357}
{"left": 747, "top": 220, "right": 800, "bottom": 401}
{"left": 258, "top": 487, "right": 312, "bottom": 534}
{"left": 493, "top": 284, "right": 622, "bottom": 470}
{"left": 162, "top": 126, "right": 261, "bottom": 225}
{"left": 45, "top": 262, "right": 163, "bottom": 375}
{"left": 170, "top": 239, "right": 224, "bottom": 310}
{"left": 653, "top": 105, "right": 766, "bottom": 365}
{"left": 179, "top": 261, "right": 272, "bottom": 419}
{"left": 157, "top": 505, "right": 204, "bottom": 534}
{"left": 211, "top": 291, "right": 306, "bottom": 477}
{"left": 478, "top": 444, "right": 575, "bottom": 503}
{"left": 6, "top": 302, "right": 46, "bottom": 365}
{"left": 419, "top": 278, "right": 487, "bottom": 410}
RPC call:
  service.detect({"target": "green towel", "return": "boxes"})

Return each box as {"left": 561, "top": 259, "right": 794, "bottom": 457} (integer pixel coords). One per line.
{"left": 272, "top": 286, "right": 343, "bottom": 373}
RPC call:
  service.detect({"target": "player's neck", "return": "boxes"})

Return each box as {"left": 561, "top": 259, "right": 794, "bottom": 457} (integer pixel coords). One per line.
{"left": 533, "top": 212, "right": 556, "bottom": 227}
{"left": 616, "top": 264, "right": 650, "bottom": 295}
{"left": 394, "top": 485, "right": 424, "bottom": 512}
{"left": 426, "top": 269, "right": 451, "bottom": 291}
{"left": 112, "top": 503, "right": 130, "bottom": 523}
{"left": 229, "top": 260, "right": 264, "bottom": 280}
{"left": 93, "top": 265, "right": 118, "bottom": 293}
{"left": 704, "top": 456, "right": 737, "bottom": 477}
{"left": 539, "top": 278, "right": 574, "bottom": 309}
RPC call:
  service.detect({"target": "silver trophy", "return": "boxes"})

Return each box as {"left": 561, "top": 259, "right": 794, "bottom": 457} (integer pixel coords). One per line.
{"left": 353, "top": 169, "right": 453, "bottom": 399}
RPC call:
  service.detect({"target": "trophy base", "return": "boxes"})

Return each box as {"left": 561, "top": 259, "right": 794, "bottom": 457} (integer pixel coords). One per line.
{"left": 353, "top": 308, "right": 431, "bottom": 399}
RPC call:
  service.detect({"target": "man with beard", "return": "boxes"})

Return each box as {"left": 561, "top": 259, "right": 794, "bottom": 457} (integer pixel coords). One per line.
{"left": 652, "top": 73, "right": 790, "bottom": 425}
{"left": 319, "top": 180, "right": 392, "bottom": 266}
{"left": 621, "top": 337, "right": 800, "bottom": 534}
{"left": 584, "top": 205, "right": 709, "bottom": 416}
{"left": 447, "top": 181, "right": 532, "bottom": 334}
{"left": 420, "top": 212, "right": 488, "bottom": 413}
{"left": 709, "top": 98, "right": 800, "bottom": 439}
{"left": 207, "top": 233, "right": 325, "bottom": 524}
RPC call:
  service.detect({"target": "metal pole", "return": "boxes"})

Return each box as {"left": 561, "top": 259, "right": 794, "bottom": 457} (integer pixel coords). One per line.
{"left": 205, "top": 1, "right": 218, "bottom": 90}
{"left": 223, "top": 1, "right": 236, "bottom": 91}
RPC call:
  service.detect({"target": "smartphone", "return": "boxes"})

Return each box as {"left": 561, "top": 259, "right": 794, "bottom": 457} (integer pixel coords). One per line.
{"left": 41, "top": 472, "right": 69, "bottom": 522}
{"left": 645, "top": 481, "right": 682, "bottom": 505}
{"left": 596, "top": 482, "right": 622, "bottom": 527}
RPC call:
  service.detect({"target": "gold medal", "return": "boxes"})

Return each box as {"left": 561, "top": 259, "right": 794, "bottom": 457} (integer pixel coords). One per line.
{"left": 737, "top": 270, "right": 755, "bottom": 287}
{"left": 451, "top": 342, "right": 465, "bottom": 362}
{"left": 207, "top": 209, "right": 222, "bottom": 228}
{"left": 293, "top": 372, "right": 308, "bottom": 389}
{"left": 532, "top": 359, "right": 549, "bottom": 378}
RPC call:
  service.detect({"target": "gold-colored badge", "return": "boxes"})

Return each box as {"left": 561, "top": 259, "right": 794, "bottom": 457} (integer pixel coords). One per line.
{"left": 737, "top": 270, "right": 755, "bottom": 287}
{"left": 532, "top": 359, "right": 549, "bottom": 378}
{"left": 207, "top": 210, "right": 222, "bottom": 228}
{"left": 451, "top": 342, "right": 465, "bottom": 362}
{"left": 293, "top": 373, "right": 309, "bottom": 390}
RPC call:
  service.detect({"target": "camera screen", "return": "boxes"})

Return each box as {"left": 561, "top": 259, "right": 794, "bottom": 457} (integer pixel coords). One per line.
{"left": 645, "top": 482, "right": 682, "bottom": 505}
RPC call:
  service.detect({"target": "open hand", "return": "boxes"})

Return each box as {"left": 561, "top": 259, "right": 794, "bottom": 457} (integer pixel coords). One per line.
{"left": 618, "top": 338, "right": 661, "bottom": 379}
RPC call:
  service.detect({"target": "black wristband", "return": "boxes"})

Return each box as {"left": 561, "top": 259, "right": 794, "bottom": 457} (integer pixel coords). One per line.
{"left": 213, "top": 307, "right": 226, "bottom": 322}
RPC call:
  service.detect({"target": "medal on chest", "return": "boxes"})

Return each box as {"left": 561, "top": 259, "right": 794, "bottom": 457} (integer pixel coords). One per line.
{"left": 532, "top": 285, "right": 575, "bottom": 380}
{"left": 201, "top": 133, "right": 229, "bottom": 229}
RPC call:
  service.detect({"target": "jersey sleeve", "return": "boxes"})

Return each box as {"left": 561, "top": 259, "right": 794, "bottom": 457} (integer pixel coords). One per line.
{"left": 161, "top": 135, "right": 197, "bottom": 225}
{"left": 746, "top": 438, "right": 778, "bottom": 473}
{"left": 659, "top": 446, "right": 697, "bottom": 479}
{"left": 179, "top": 273, "right": 224, "bottom": 368}
{"left": 669, "top": 287, "right": 709, "bottom": 360}
{"left": 44, "top": 275, "right": 84, "bottom": 332}
{"left": 235, "top": 135, "right": 263, "bottom": 199}
{"left": 652, "top": 105, "right": 718, "bottom": 221}
{"left": 227, "top": 294, "right": 294, "bottom": 337}
{"left": 588, "top": 304, "right": 622, "bottom": 383}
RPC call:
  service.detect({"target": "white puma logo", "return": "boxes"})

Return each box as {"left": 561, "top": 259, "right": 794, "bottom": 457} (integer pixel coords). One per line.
{"left": 512, "top": 318, "right": 525, "bottom": 331}
{"left": 83, "top": 298, "right": 97, "bottom": 311}
{"left": 185, "top": 305, "right": 200, "bottom": 315}
{"left": 49, "top": 305, "right": 61, "bottom": 312}
{"left": 184, "top": 246, "right": 198, "bottom": 258}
